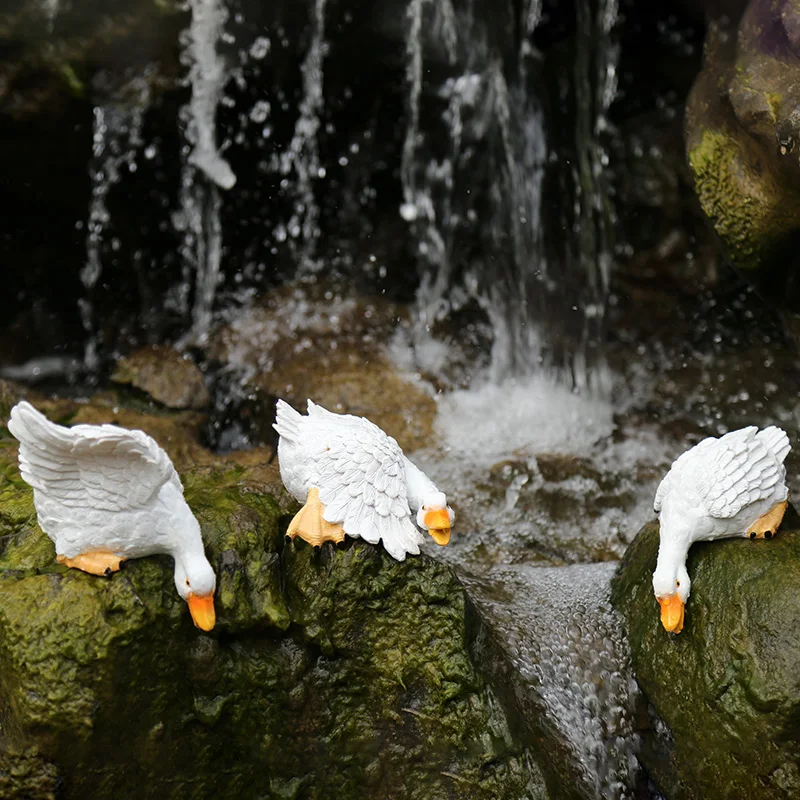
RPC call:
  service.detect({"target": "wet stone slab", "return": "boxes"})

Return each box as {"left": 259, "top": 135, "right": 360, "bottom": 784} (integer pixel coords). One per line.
{"left": 465, "top": 562, "right": 642, "bottom": 800}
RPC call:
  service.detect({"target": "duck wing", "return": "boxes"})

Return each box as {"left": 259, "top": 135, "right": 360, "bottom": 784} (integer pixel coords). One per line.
{"left": 654, "top": 437, "right": 717, "bottom": 513}
{"left": 693, "top": 427, "right": 787, "bottom": 519}
{"left": 281, "top": 399, "right": 424, "bottom": 561}
{"left": 9, "top": 401, "right": 178, "bottom": 513}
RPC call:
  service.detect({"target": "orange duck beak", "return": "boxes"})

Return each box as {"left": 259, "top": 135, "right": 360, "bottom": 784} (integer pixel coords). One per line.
{"left": 424, "top": 508, "right": 451, "bottom": 546}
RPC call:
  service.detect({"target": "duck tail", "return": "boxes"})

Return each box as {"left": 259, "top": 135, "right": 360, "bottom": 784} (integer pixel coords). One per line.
{"left": 757, "top": 426, "right": 791, "bottom": 463}
{"left": 273, "top": 399, "right": 303, "bottom": 442}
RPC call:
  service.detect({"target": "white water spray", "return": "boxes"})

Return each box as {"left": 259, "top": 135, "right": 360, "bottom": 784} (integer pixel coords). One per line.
{"left": 41, "top": 0, "right": 58, "bottom": 32}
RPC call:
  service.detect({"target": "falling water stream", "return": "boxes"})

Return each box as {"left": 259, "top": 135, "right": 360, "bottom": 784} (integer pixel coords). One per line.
{"left": 80, "top": 74, "right": 152, "bottom": 370}
{"left": 177, "top": 0, "right": 237, "bottom": 346}
{"left": 277, "top": 0, "right": 328, "bottom": 272}
{"left": 464, "top": 563, "right": 641, "bottom": 800}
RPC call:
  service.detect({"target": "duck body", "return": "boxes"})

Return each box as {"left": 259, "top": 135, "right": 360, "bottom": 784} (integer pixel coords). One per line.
{"left": 653, "top": 425, "right": 790, "bottom": 633}
{"left": 274, "top": 399, "right": 454, "bottom": 561}
{"left": 8, "top": 401, "right": 217, "bottom": 630}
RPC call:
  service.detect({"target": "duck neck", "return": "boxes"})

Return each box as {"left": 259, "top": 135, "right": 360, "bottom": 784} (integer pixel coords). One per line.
{"left": 403, "top": 457, "right": 438, "bottom": 511}
{"left": 654, "top": 522, "right": 691, "bottom": 582}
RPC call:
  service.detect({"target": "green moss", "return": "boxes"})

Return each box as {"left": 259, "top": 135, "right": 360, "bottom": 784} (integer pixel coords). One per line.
{"left": 688, "top": 129, "right": 800, "bottom": 270}
{"left": 766, "top": 91, "right": 783, "bottom": 121}
{"left": 0, "top": 457, "right": 541, "bottom": 798}
{"left": 612, "top": 517, "right": 800, "bottom": 799}
{"left": 185, "top": 467, "right": 291, "bottom": 632}
{"left": 0, "top": 748, "right": 60, "bottom": 800}
{"left": 55, "top": 62, "right": 84, "bottom": 97}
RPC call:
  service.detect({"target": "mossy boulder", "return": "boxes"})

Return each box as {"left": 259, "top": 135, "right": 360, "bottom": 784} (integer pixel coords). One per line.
{"left": 0, "top": 428, "right": 541, "bottom": 798}
{"left": 611, "top": 517, "right": 800, "bottom": 800}
{"left": 686, "top": 127, "right": 800, "bottom": 271}
{"left": 685, "top": 13, "right": 800, "bottom": 274}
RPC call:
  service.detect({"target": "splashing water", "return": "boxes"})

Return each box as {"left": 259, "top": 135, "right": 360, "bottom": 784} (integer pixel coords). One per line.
{"left": 465, "top": 563, "right": 641, "bottom": 800}
{"left": 80, "top": 74, "right": 151, "bottom": 369}
{"left": 277, "top": 0, "right": 328, "bottom": 272}
{"left": 177, "top": 0, "right": 237, "bottom": 346}
{"left": 438, "top": 375, "right": 613, "bottom": 462}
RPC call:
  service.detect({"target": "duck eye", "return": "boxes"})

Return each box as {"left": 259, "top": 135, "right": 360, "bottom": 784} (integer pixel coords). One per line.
{"left": 185, "top": 579, "right": 190, "bottom": 587}
{"left": 676, "top": 580, "right": 680, "bottom": 587}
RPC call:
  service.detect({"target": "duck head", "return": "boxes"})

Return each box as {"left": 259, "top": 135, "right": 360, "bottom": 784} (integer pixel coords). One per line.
{"left": 175, "top": 551, "right": 217, "bottom": 631}
{"left": 652, "top": 561, "right": 690, "bottom": 634}
{"left": 416, "top": 492, "right": 455, "bottom": 546}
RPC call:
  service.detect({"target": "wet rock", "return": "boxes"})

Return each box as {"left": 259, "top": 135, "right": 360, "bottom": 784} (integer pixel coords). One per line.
{"left": 207, "top": 284, "right": 437, "bottom": 452}
{"left": 686, "top": 6, "right": 800, "bottom": 275}
{"left": 437, "top": 452, "right": 640, "bottom": 569}
{"left": 111, "top": 345, "right": 210, "bottom": 410}
{"left": 612, "top": 516, "right": 800, "bottom": 800}
{"left": 0, "top": 400, "right": 543, "bottom": 799}
{"left": 466, "top": 563, "right": 641, "bottom": 800}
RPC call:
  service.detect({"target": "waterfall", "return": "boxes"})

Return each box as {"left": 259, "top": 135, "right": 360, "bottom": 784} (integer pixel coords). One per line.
{"left": 482, "top": 63, "right": 547, "bottom": 380}
{"left": 80, "top": 74, "right": 151, "bottom": 370}
{"left": 400, "top": 0, "right": 460, "bottom": 340}
{"left": 401, "top": 0, "right": 619, "bottom": 385}
{"left": 277, "top": 0, "right": 328, "bottom": 272}
{"left": 176, "top": 0, "right": 237, "bottom": 347}
{"left": 401, "top": 0, "right": 547, "bottom": 378}
{"left": 572, "top": 0, "right": 619, "bottom": 388}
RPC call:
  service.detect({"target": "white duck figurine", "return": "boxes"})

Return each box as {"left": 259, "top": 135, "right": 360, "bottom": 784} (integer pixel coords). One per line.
{"left": 8, "top": 401, "right": 217, "bottom": 631}
{"left": 273, "top": 399, "right": 454, "bottom": 561}
{"left": 653, "top": 425, "right": 790, "bottom": 634}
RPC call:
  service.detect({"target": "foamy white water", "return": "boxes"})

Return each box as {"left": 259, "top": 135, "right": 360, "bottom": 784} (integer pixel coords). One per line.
{"left": 438, "top": 375, "right": 614, "bottom": 461}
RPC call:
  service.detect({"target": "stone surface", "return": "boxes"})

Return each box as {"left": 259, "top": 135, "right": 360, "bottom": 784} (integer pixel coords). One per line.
{"left": 207, "top": 284, "right": 437, "bottom": 453}
{"left": 0, "top": 393, "right": 545, "bottom": 800}
{"left": 111, "top": 345, "right": 210, "bottom": 409}
{"left": 611, "top": 515, "right": 800, "bottom": 800}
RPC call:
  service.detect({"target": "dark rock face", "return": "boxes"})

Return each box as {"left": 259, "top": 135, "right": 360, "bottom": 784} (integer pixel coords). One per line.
{"left": 611, "top": 518, "right": 800, "bottom": 800}
{"left": 0, "top": 411, "right": 543, "bottom": 799}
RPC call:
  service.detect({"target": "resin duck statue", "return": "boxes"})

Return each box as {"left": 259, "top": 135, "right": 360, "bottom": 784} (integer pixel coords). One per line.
{"left": 8, "top": 401, "right": 217, "bottom": 631}
{"left": 274, "top": 399, "right": 454, "bottom": 561}
{"left": 652, "top": 425, "right": 790, "bottom": 634}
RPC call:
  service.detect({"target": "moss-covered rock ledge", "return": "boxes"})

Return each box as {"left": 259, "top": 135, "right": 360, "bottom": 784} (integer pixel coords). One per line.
{"left": 611, "top": 515, "right": 800, "bottom": 800}
{"left": 0, "top": 457, "right": 539, "bottom": 798}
